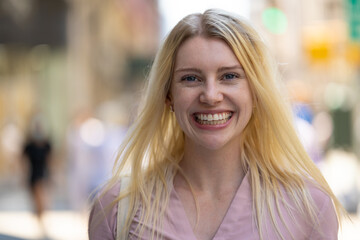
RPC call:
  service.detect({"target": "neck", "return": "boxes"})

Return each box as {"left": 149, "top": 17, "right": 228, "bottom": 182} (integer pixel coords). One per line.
{"left": 177, "top": 139, "right": 245, "bottom": 194}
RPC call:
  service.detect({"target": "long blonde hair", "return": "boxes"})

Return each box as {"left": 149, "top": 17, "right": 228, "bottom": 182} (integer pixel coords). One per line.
{"left": 105, "top": 9, "right": 344, "bottom": 239}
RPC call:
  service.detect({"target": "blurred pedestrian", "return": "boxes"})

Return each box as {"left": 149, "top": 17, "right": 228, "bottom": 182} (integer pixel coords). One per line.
{"left": 89, "top": 9, "right": 345, "bottom": 240}
{"left": 22, "top": 115, "right": 52, "bottom": 220}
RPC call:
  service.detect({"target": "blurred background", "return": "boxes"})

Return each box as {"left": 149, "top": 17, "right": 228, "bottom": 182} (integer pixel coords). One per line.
{"left": 0, "top": 0, "right": 359, "bottom": 239}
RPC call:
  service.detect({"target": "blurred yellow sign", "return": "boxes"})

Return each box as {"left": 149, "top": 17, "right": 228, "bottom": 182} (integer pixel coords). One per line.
{"left": 303, "top": 21, "right": 356, "bottom": 65}
{"left": 346, "top": 42, "right": 360, "bottom": 65}
{"left": 306, "top": 40, "right": 331, "bottom": 62}
{"left": 303, "top": 26, "right": 333, "bottom": 64}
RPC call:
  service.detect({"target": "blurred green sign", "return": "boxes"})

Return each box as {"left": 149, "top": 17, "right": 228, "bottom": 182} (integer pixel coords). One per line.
{"left": 347, "top": 0, "right": 360, "bottom": 41}
{"left": 262, "top": 7, "right": 288, "bottom": 34}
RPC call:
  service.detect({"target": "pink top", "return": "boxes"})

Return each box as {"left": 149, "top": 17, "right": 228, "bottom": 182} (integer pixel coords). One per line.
{"left": 88, "top": 172, "right": 338, "bottom": 239}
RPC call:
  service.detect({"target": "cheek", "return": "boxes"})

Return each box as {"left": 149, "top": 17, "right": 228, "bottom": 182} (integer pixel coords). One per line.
{"left": 172, "top": 88, "right": 195, "bottom": 109}
{"left": 243, "top": 96, "right": 254, "bottom": 124}
{"left": 173, "top": 108, "right": 193, "bottom": 135}
{"left": 169, "top": 85, "right": 180, "bottom": 105}
{"left": 234, "top": 89, "right": 253, "bottom": 120}
{"left": 172, "top": 93, "right": 196, "bottom": 128}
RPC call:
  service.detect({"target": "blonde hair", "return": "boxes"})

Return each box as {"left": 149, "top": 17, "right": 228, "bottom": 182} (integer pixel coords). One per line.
{"left": 104, "top": 9, "right": 344, "bottom": 239}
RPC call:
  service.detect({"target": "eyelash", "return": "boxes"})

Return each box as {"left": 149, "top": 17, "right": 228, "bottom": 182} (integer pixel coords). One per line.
{"left": 180, "top": 72, "right": 243, "bottom": 83}
{"left": 181, "top": 75, "right": 199, "bottom": 82}
{"left": 221, "top": 73, "right": 240, "bottom": 80}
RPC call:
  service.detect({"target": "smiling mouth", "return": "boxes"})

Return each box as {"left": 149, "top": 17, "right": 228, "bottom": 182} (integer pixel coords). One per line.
{"left": 194, "top": 112, "right": 233, "bottom": 125}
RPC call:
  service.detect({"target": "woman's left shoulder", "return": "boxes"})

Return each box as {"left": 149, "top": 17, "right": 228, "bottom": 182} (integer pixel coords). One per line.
{"left": 305, "top": 180, "right": 335, "bottom": 211}
{"left": 305, "top": 180, "right": 339, "bottom": 239}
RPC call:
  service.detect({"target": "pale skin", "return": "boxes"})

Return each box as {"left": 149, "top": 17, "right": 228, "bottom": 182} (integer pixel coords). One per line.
{"left": 168, "top": 36, "right": 253, "bottom": 240}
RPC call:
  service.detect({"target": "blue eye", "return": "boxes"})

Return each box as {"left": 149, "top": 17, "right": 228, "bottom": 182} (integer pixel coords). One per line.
{"left": 223, "top": 73, "right": 238, "bottom": 80}
{"left": 181, "top": 75, "right": 198, "bottom": 82}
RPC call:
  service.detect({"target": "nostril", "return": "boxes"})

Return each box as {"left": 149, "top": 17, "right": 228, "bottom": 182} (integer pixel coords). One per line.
{"left": 199, "top": 88, "right": 223, "bottom": 105}
{"left": 200, "top": 94, "right": 223, "bottom": 105}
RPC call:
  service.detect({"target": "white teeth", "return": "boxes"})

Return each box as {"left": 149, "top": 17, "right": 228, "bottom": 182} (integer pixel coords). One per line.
{"left": 195, "top": 112, "right": 232, "bottom": 125}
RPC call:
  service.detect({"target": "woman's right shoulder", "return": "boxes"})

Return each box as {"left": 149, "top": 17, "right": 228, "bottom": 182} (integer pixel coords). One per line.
{"left": 88, "top": 180, "right": 122, "bottom": 240}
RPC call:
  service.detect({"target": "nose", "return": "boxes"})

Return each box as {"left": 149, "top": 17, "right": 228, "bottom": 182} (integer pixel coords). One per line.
{"left": 199, "top": 81, "right": 223, "bottom": 105}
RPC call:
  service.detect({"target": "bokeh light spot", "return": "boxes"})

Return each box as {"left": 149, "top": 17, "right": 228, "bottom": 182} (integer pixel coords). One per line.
{"left": 262, "top": 7, "right": 288, "bottom": 34}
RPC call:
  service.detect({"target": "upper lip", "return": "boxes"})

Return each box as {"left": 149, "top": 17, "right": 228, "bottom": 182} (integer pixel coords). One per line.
{"left": 192, "top": 110, "right": 233, "bottom": 115}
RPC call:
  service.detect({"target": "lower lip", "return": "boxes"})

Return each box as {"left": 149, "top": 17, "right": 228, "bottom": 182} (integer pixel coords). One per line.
{"left": 192, "top": 115, "right": 233, "bottom": 130}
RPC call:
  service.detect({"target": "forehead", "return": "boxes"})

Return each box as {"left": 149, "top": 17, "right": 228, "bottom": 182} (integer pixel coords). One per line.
{"left": 174, "top": 36, "right": 241, "bottom": 69}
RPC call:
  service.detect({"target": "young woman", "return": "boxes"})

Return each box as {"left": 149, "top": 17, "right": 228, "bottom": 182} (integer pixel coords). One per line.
{"left": 89, "top": 9, "right": 344, "bottom": 240}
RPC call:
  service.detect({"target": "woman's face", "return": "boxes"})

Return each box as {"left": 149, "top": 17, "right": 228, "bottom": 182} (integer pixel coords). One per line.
{"left": 169, "top": 36, "right": 253, "bottom": 151}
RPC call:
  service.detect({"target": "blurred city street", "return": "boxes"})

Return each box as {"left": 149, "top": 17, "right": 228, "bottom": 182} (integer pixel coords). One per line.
{"left": 0, "top": 183, "right": 88, "bottom": 240}
{"left": 0, "top": 0, "right": 360, "bottom": 239}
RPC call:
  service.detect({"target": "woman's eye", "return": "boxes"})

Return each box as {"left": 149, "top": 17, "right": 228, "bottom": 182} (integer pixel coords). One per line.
{"left": 181, "top": 75, "right": 198, "bottom": 82}
{"left": 223, "top": 73, "right": 238, "bottom": 80}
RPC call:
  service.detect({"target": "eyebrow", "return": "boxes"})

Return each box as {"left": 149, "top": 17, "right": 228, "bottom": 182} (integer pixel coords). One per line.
{"left": 174, "top": 68, "right": 202, "bottom": 74}
{"left": 174, "top": 65, "right": 244, "bottom": 74}
{"left": 218, "top": 65, "right": 244, "bottom": 72}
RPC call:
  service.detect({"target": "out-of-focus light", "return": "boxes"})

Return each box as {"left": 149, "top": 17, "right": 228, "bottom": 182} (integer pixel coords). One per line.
{"left": 346, "top": 42, "right": 360, "bottom": 66}
{"left": 0, "top": 212, "right": 43, "bottom": 239}
{"left": 321, "top": 150, "right": 359, "bottom": 197}
{"left": 261, "top": 7, "right": 288, "bottom": 34}
{"left": 303, "top": 25, "right": 333, "bottom": 64}
{"left": 313, "top": 111, "right": 333, "bottom": 144}
{"left": 1, "top": 123, "right": 23, "bottom": 154}
{"left": 324, "top": 83, "right": 347, "bottom": 110}
{"left": 79, "top": 118, "right": 105, "bottom": 147}
{"left": 0, "top": 211, "right": 87, "bottom": 240}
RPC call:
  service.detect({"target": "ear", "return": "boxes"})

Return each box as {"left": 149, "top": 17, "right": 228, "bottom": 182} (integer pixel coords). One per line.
{"left": 165, "top": 93, "right": 172, "bottom": 107}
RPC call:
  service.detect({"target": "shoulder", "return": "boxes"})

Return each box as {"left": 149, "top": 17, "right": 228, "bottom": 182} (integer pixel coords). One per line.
{"left": 88, "top": 181, "right": 121, "bottom": 240}
{"left": 306, "top": 181, "right": 339, "bottom": 239}
{"left": 306, "top": 181, "right": 333, "bottom": 208}
{"left": 265, "top": 178, "right": 339, "bottom": 239}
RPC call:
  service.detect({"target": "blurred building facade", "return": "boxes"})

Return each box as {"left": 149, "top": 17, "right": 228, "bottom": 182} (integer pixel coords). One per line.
{"left": 251, "top": 0, "right": 360, "bottom": 155}
{"left": 251, "top": 0, "right": 360, "bottom": 214}
{"left": 0, "top": 0, "right": 159, "bottom": 188}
